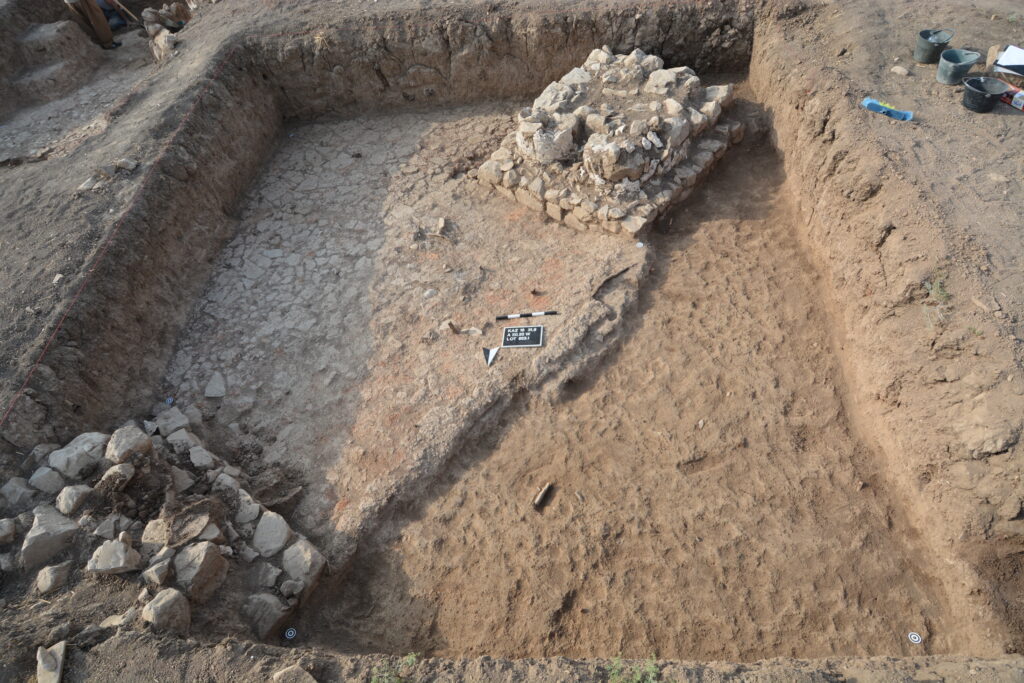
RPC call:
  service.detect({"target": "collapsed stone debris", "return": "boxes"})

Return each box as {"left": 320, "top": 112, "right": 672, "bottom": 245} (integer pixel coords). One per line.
{"left": 142, "top": 2, "right": 190, "bottom": 62}
{"left": 0, "top": 401, "right": 327, "bottom": 659}
{"left": 476, "top": 46, "right": 743, "bottom": 237}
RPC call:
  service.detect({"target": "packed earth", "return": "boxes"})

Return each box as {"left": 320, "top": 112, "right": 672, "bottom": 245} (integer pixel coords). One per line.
{"left": 1, "top": 0, "right": 1024, "bottom": 681}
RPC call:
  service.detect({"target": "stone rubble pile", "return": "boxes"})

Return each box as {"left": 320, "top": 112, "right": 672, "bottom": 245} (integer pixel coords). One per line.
{"left": 476, "top": 46, "right": 744, "bottom": 237}
{"left": 142, "top": 2, "right": 191, "bottom": 62}
{"left": 75, "top": 157, "right": 138, "bottom": 194}
{"left": 0, "top": 400, "right": 327, "bottom": 656}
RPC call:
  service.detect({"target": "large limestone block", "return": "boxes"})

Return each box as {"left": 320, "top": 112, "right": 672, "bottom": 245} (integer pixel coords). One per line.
{"left": 48, "top": 433, "right": 108, "bottom": 479}
{"left": 142, "top": 588, "right": 190, "bottom": 634}
{"left": 21, "top": 505, "right": 77, "bottom": 568}
{"left": 173, "top": 541, "right": 227, "bottom": 602}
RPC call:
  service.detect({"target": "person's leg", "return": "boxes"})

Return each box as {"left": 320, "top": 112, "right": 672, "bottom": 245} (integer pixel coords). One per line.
{"left": 96, "top": 0, "right": 127, "bottom": 30}
{"left": 66, "top": 0, "right": 116, "bottom": 48}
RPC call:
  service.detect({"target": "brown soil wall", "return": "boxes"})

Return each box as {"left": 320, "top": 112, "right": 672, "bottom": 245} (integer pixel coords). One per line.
{"left": 748, "top": 5, "right": 1021, "bottom": 654}
{"left": 0, "top": 0, "right": 92, "bottom": 119}
{"left": 3, "top": 2, "right": 756, "bottom": 446}
{"left": 1, "top": 0, "right": 1020, "bottom": 660}
{"left": 253, "top": 3, "right": 754, "bottom": 118}
{"left": 8, "top": 44, "right": 283, "bottom": 444}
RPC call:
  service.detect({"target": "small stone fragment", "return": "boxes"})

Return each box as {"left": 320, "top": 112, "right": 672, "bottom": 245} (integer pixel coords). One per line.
{"left": 178, "top": 408, "right": 201, "bottom": 432}
{"left": 252, "top": 511, "right": 293, "bottom": 557}
{"left": 0, "top": 551, "right": 15, "bottom": 571}
{"left": 2, "top": 477, "right": 36, "bottom": 510}
{"left": 142, "top": 558, "right": 172, "bottom": 587}
{"left": 36, "top": 640, "right": 66, "bottom": 683}
{"left": 211, "top": 472, "right": 237, "bottom": 492}
{"left": 189, "top": 446, "right": 216, "bottom": 470}
{"left": 173, "top": 541, "right": 228, "bottom": 602}
{"left": 704, "top": 83, "right": 735, "bottom": 106}
{"left": 243, "top": 592, "right": 291, "bottom": 640}
{"left": 105, "top": 424, "right": 152, "bottom": 464}
{"left": 86, "top": 539, "right": 142, "bottom": 574}
{"left": 149, "top": 545, "right": 175, "bottom": 565}
{"left": 0, "top": 518, "right": 15, "bottom": 544}
{"left": 280, "top": 579, "right": 304, "bottom": 598}
{"left": 197, "top": 522, "right": 224, "bottom": 543}
{"left": 272, "top": 664, "right": 318, "bottom": 683}
{"left": 235, "top": 490, "right": 261, "bottom": 524}
{"left": 114, "top": 158, "right": 139, "bottom": 171}
{"left": 170, "top": 466, "right": 195, "bottom": 493}
{"left": 29, "top": 467, "right": 65, "bottom": 495}
{"left": 35, "top": 561, "right": 72, "bottom": 595}
{"left": 142, "top": 588, "right": 190, "bottom": 634}
{"left": 282, "top": 538, "right": 326, "bottom": 602}
{"left": 205, "top": 372, "right": 227, "bottom": 399}
{"left": 48, "top": 433, "right": 109, "bottom": 479}
{"left": 29, "top": 444, "right": 60, "bottom": 466}
{"left": 21, "top": 505, "right": 78, "bottom": 568}
{"left": 155, "top": 408, "right": 190, "bottom": 437}
{"left": 97, "top": 463, "right": 135, "bottom": 492}
{"left": 891, "top": 65, "right": 910, "bottom": 76}
{"left": 167, "top": 509, "right": 209, "bottom": 547}
{"left": 77, "top": 176, "right": 98, "bottom": 192}
{"left": 256, "top": 560, "right": 281, "bottom": 587}
{"left": 99, "top": 607, "right": 137, "bottom": 628}
{"left": 166, "top": 429, "right": 201, "bottom": 456}
{"left": 94, "top": 514, "right": 120, "bottom": 540}
{"left": 55, "top": 485, "right": 92, "bottom": 516}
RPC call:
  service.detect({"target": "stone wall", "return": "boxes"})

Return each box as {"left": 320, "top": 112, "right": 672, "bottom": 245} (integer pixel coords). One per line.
{"left": 476, "top": 47, "right": 744, "bottom": 237}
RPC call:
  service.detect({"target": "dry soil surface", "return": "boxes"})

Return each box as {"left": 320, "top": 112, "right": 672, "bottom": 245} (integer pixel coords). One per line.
{"left": 1, "top": 0, "right": 1024, "bottom": 680}
{"left": 299, "top": 143, "right": 958, "bottom": 661}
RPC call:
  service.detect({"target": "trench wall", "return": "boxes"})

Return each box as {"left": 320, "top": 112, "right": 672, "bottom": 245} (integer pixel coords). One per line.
{"left": 252, "top": 4, "right": 754, "bottom": 119}
{"left": 0, "top": 0, "right": 1018, "bottom": 658}
{"left": 6, "top": 44, "right": 282, "bottom": 445}
{"left": 4, "top": 2, "right": 757, "bottom": 448}
{"left": 748, "top": 6, "right": 1021, "bottom": 655}
{"left": 0, "top": 0, "right": 97, "bottom": 120}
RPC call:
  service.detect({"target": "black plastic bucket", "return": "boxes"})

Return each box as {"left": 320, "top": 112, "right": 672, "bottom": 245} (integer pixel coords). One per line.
{"left": 962, "top": 77, "right": 1011, "bottom": 113}
{"left": 913, "top": 28, "right": 954, "bottom": 63}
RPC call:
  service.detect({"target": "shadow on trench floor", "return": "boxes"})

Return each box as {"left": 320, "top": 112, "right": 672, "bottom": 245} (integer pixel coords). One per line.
{"left": 295, "top": 143, "right": 962, "bottom": 661}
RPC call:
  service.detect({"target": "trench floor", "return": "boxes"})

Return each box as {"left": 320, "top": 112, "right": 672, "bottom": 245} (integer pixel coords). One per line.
{"left": 164, "top": 102, "right": 635, "bottom": 530}
{"left": 295, "top": 144, "right": 959, "bottom": 660}
{"left": 165, "top": 100, "right": 959, "bottom": 660}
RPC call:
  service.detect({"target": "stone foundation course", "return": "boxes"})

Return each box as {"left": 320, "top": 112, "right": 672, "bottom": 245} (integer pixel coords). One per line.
{"left": 477, "top": 46, "right": 743, "bottom": 237}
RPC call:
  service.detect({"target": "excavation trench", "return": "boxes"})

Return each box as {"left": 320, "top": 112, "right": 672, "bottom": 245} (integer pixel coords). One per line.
{"left": 3, "top": 1, "right": 1015, "bottom": 664}
{"left": 294, "top": 140, "right": 959, "bottom": 660}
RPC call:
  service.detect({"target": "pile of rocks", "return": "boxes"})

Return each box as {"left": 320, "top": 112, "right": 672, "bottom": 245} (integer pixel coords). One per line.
{"left": 476, "top": 46, "right": 744, "bottom": 237}
{"left": 142, "top": 1, "right": 195, "bottom": 62}
{"left": 0, "top": 403, "right": 326, "bottom": 653}
{"left": 75, "top": 157, "right": 139, "bottom": 194}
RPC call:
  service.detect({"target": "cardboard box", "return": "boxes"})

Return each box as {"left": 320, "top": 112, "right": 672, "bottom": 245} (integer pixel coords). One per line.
{"left": 986, "top": 44, "right": 1024, "bottom": 88}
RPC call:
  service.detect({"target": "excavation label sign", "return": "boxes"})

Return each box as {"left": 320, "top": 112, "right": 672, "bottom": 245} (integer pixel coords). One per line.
{"left": 502, "top": 325, "right": 544, "bottom": 348}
